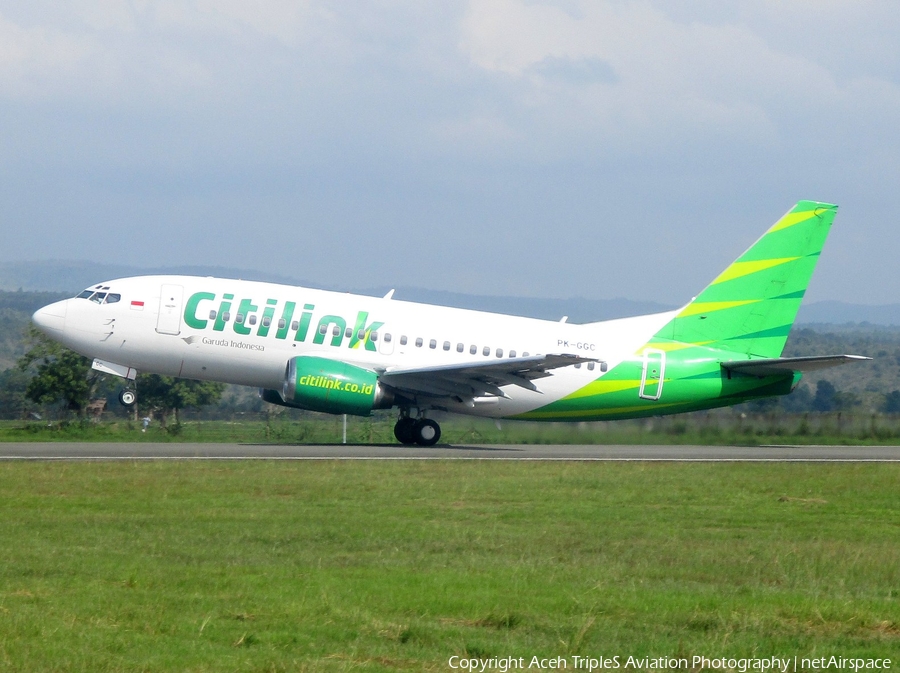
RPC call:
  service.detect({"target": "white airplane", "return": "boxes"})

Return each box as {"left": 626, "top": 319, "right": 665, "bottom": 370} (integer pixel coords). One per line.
{"left": 32, "top": 201, "right": 868, "bottom": 445}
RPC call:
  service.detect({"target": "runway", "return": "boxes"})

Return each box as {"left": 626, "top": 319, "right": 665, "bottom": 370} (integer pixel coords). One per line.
{"left": 1, "top": 442, "right": 899, "bottom": 461}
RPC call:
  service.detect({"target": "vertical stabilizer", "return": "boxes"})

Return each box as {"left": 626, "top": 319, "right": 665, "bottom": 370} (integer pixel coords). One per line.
{"left": 654, "top": 201, "right": 838, "bottom": 358}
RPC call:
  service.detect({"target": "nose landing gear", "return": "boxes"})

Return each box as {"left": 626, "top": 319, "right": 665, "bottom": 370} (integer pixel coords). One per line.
{"left": 118, "top": 389, "right": 137, "bottom": 408}
{"left": 394, "top": 414, "right": 441, "bottom": 446}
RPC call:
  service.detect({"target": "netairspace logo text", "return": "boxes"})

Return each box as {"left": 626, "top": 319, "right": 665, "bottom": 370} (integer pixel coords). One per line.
{"left": 446, "top": 655, "right": 892, "bottom": 672}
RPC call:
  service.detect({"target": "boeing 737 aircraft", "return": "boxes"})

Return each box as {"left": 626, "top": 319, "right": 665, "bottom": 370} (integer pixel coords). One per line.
{"left": 32, "top": 201, "right": 868, "bottom": 445}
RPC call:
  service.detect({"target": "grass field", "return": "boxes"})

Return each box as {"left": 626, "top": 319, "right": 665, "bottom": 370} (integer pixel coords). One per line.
{"left": 0, "top": 461, "right": 898, "bottom": 671}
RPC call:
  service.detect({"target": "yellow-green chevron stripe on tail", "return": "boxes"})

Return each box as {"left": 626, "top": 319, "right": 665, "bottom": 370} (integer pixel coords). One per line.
{"left": 711, "top": 258, "right": 798, "bottom": 285}
{"left": 653, "top": 201, "right": 837, "bottom": 358}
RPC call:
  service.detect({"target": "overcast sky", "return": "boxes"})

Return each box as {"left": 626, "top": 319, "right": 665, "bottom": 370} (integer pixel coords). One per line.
{"left": 1, "top": 1, "right": 898, "bottom": 304}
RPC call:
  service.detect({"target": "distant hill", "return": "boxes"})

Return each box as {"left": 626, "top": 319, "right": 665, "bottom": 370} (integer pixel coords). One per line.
{"left": 2, "top": 260, "right": 897, "bottom": 325}
{"left": 795, "top": 301, "right": 900, "bottom": 326}
{"left": 361, "top": 287, "right": 674, "bottom": 323}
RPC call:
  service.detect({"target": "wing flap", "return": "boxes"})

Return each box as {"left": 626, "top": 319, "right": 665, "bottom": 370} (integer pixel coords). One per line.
{"left": 721, "top": 354, "right": 871, "bottom": 377}
{"left": 381, "top": 354, "right": 594, "bottom": 400}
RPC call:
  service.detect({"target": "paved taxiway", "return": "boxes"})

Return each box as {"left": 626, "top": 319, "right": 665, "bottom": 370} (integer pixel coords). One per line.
{"left": 1, "top": 443, "right": 899, "bottom": 460}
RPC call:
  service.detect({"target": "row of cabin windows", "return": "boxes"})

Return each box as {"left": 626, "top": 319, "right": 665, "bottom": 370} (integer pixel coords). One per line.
{"left": 387, "top": 336, "right": 604, "bottom": 371}
{"left": 397, "top": 334, "right": 527, "bottom": 359}
{"left": 215, "top": 311, "right": 270, "bottom": 327}
{"left": 208, "top": 310, "right": 605, "bottom": 370}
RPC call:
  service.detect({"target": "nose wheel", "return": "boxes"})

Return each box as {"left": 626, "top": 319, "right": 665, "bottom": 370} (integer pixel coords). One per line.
{"left": 394, "top": 416, "right": 441, "bottom": 446}
{"left": 118, "top": 389, "right": 137, "bottom": 408}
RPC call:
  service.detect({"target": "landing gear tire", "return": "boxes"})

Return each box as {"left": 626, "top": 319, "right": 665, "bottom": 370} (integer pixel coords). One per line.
{"left": 394, "top": 417, "right": 417, "bottom": 445}
{"left": 412, "top": 418, "right": 441, "bottom": 447}
{"left": 118, "top": 389, "right": 137, "bottom": 408}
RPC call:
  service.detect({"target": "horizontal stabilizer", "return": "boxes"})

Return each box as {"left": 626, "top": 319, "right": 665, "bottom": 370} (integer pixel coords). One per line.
{"left": 721, "top": 354, "right": 871, "bottom": 377}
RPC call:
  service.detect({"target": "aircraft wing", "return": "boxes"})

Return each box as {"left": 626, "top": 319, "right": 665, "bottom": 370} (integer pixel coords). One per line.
{"left": 721, "top": 354, "right": 871, "bottom": 377}
{"left": 380, "top": 354, "right": 594, "bottom": 400}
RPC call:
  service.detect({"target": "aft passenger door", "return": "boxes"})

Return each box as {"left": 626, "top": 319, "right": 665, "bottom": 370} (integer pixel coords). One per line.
{"left": 639, "top": 348, "right": 666, "bottom": 400}
{"left": 156, "top": 284, "right": 184, "bottom": 335}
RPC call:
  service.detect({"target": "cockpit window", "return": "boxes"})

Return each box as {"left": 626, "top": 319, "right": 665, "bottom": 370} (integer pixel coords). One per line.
{"left": 77, "top": 288, "right": 121, "bottom": 304}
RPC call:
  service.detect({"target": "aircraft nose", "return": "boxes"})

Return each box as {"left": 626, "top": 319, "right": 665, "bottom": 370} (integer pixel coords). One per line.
{"left": 32, "top": 300, "right": 68, "bottom": 335}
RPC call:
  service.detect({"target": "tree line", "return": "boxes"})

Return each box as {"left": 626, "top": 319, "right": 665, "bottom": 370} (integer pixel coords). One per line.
{"left": 2, "top": 326, "right": 224, "bottom": 424}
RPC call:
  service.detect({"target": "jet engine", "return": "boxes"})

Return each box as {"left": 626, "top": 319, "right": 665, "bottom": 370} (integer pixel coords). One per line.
{"left": 269, "top": 356, "right": 393, "bottom": 416}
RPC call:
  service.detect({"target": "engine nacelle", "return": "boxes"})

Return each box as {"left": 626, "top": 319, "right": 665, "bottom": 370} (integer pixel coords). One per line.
{"left": 282, "top": 356, "right": 394, "bottom": 416}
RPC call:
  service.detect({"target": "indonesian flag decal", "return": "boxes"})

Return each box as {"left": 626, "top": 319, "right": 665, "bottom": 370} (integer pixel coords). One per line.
{"left": 130, "top": 300, "right": 145, "bottom": 310}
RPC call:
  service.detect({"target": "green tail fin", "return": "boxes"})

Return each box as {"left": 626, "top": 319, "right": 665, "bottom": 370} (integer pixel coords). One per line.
{"left": 654, "top": 201, "right": 838, "bottom": 358}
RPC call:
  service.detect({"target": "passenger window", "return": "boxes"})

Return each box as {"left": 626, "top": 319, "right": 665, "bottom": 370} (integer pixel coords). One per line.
{"left": 429, "top": 339, "right": 437, "bottom": 349}
{"left": 575, "top": 363, "right": 581, "bottom": 369}
{"left": 333, "top": 326, "right": 341, "bottom": 337}
{"left": 600, "top": 362, "right": 608, "bottom": 372}
{"left": 345, "top": 327, "right": 352, "bottom": 338}
{"left": 357, "top": 330, "right": 366, "bottom": 340}
{"left": 319, "top": 324, "right": 327, "bottom": 335}
{"left": 509, "top": 350, "right": 516, "bottom": 358}
{"left": 523, "top": 352, "right": 530, "bottom": 357}
{"left": 415, "top": 337, "right": 423, "bottom": 347}
{"left": 456, "top": 343, "right": 464, "bottom": 353}
{"left": 371, "top": 331, "right": 378, "bottom": 342}
{"left": 262, "top": 316, "right": 272, "bottom": 327}
{"left": 400, "top": 336, "right": 408, "bottom": 345}
{"left": 106, "top": 294, "right": 121, "bottom": 304}
{"left": 496, "top": 348, "right": 503, "bottom": 358}
{"left": 291, "top": 321, "right": 299, "bottom": 331}
{"left": 249, "top": 315, "right": 257, "bottom": 325}
{"left": 235, "top": 313, "right": 245, "bottom": 324}
{"left": 384, "top": 333, "right": 392, "bottom": 343}
{"left": 278, "top": 319, "right": 286, "bottom": 329}
{"left": 587, "top": 362, "right": 595, "bottom": 371}
{"left": 482, "top": 346, "right": 490, "bottom": 356}
{"left": 442, "top": 341, "right": 449, "bottom": 351}
{"left": 209, "top": 310, "right": 217, "bottom": 320}
{"left": 222, "top": 311, "right": 231, "bottom": 322}
{"left": 470, "top": 345, "right": 477, "bottom": 355}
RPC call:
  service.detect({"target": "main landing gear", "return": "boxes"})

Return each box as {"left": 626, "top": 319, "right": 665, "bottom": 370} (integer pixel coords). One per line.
{"left": 394, "top": 414, "right": 441, "bottom": 446}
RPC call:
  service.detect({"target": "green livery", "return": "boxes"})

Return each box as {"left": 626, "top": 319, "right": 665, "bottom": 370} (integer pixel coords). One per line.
{"left": 284, "top": 356, "right": 393, "bottom": 416}
{"left": 660, "top": 201, "right": 836, "bottom": 357}
{"left": 519, "top": 202, "right": 838, "bottom": 421}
